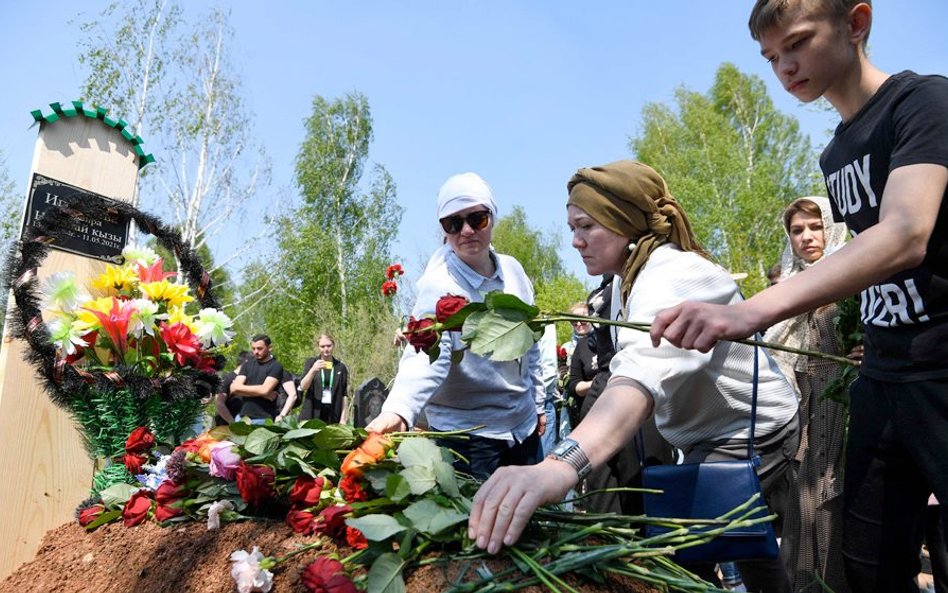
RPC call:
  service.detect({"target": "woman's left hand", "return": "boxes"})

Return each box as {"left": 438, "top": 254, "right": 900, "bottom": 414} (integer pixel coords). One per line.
{"left": 468, "top": 459, "right": 577, "bottom": 553}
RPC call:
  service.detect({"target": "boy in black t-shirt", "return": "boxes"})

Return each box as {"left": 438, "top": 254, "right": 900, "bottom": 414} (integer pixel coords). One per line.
{"left": 230, "top": 335, "right": 284, "bottom": 422}
{"left": 651, "top": 2, "right": 948, "bottom": 591}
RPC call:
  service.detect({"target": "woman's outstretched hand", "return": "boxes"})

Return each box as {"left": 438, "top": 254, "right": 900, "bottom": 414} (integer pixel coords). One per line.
{"left": 467, "top": 459, "right": 577, "bottom": 554}
{"left": 365, "top": 411, "right": 407, "bottom": 434}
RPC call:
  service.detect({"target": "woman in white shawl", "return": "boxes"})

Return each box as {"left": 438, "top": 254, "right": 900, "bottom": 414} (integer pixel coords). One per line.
{"left": 764, "top": 196, "right": 853, "bottom": 593}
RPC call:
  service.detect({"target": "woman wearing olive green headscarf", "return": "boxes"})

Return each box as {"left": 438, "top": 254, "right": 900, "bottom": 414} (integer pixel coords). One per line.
{"left": 469, "top": 161, "right": 800, "bottom": 593}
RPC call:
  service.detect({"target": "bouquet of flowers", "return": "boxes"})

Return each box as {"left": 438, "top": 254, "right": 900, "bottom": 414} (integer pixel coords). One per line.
{"left": 6, "top": 200, "right": 232, "bottom": 495}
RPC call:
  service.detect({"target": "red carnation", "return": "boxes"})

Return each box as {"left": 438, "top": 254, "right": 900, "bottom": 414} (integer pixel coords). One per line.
{"left": 435, "top": 294, "right": 469, "bottom": 325}
{"left": 315, "top": 504, "right": 352, "bottom": 539}
{"left": 289, "top": 476, "right": 328, "bottom": 508}
{"left": 236, "top": 462, "right": 276, "bottom": 507}
{"left": 125, "top": 426, "right": 155, "bottom": 454}
{"left": 346, "top": 526, "right": 368, "bottom": 550}
{"left": 123, "top": 452, "right": 147, "bottom": 475}
{"left": 339, "top": 475, "right": 368, "bottom": 503}
{"left": 286, "top": 508, "right": 317, "bottom": 535}
{"left": 381, "top": 280, "right": 398, "bottom": 297}
{"left": 122, "top": 490, "right": 154, "bottom": 527}
{"left": 301, "top": 557, "right": 358, "bottom": 593}
{"left": 385, "top": 264, "right": 404, "bottom": 280}
{"left": 405, "top": 316, "right": 438, "bottom": 353}
{"left": 78, "top": 504, "right": 105, "bottom": 527}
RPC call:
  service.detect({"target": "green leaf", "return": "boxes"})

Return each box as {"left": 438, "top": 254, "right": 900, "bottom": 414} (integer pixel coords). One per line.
{"left": 226, "top": 422, "right": 255, "bottom": 436}
{"left": 366, "top": 553, "right": 407, "bottom": 593}
{"left": 484, "top": 291, "right": 540, "bottom": 317}
{"left": 439, "top": 301, "right": 487, "bottom": 331}
{"left": 243, "top": 428, "right": 281, "bottom": 455}
{"left": 403, "top": 499, "right": 467, "bottom": 534}
{"left": 465, "top": 310, "right": 538, "bottom": 361}
{"left": 282, "top": 428, "right": 319, "bottom": 440}
{"left": 313, "top": 424, "right": 358, "bottom": 450}
{"left": 84, "top": 509, "right": 122, "bottom": 530}
{"left": 433, "top": 460, "right": 460, "bottom": 498}
{"left": 399, "top": 465, "right": 436, "bottom": 495}
{"left": 396, "top": 437, "right": 442, "bottom": 468}
{"left": 385, "top": 473, "right": 412, "bottom": 502}
{"left": 99, "top": 483, "right": 139, "bottom": 508}
{"left": 346, "top": 514, "right": 407, "bottom": 541}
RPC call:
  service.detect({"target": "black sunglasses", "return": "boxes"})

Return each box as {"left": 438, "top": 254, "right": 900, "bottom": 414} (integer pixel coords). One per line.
{"left": 440, "top": 210, "right": 491, "bottom": 235}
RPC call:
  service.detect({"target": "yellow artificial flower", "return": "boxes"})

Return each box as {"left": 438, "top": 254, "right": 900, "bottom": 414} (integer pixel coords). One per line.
{"left": 139, "top": 280, "right": 194, "bottom": 309}
{"left": 74, "top": 296, "right": 117, "bottom": 332}
{"left": 166, "top": 306, "right": 198, "bottom": 334}
{"left": 91, "top": 264, "right": 138, "bottom": 297}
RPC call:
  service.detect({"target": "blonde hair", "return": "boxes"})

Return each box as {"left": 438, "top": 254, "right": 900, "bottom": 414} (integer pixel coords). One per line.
{"left": 569, "top": 301, "right": 588, "bottom": 315}
{"left": 748, "top": 0, "right": 871, "bottom": 46}
{"left": 315, "top": 333, "right": 335, "bottom": 347}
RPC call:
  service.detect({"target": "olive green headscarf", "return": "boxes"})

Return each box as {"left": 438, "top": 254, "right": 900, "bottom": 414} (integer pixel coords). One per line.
{"left": 567, "top": 160, "right": 705, "bottom": 303}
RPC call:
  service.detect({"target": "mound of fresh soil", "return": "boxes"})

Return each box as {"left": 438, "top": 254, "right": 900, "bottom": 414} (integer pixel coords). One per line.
{"left": 3, "top": 521, "right": 661, "bottom": 593}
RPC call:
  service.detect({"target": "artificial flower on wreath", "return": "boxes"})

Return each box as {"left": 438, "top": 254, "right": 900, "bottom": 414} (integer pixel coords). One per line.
{"left": 38, "top": 244, "right": 235, "bottom": 495}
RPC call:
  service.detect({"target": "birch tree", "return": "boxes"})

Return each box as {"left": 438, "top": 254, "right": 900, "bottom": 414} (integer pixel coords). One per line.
{"left": 630, "top": 63, "right": 823, "bottom": 294}
{"left": 77, "top": 3, "right": 271, "bottom": 280}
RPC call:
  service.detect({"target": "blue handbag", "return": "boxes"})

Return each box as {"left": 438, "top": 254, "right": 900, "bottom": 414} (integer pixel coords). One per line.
{"left": 641, "top": 346, "right": 779, "bottom": 563}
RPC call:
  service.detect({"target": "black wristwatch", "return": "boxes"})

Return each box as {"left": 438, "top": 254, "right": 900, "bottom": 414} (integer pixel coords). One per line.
{"left": 547, "top": 438, "right": 592, "bottom": 480}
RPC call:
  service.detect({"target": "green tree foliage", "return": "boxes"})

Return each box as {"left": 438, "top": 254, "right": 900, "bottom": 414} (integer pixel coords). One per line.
{"left": 238, "top": 92, "right": 404, "bottom": 395}
{"left": 491, "top": 206, "right": 587, "bottom": 345}
{"left": 630, "top": 63, "right": 823, "bottom": 294}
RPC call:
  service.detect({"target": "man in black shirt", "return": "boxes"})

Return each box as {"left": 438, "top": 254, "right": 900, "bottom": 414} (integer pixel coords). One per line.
{"left": 230, "top": 335, "right": 283, "bottom": 423}
{"left": 214, "top": 351, "right": 249, "bottom": 426}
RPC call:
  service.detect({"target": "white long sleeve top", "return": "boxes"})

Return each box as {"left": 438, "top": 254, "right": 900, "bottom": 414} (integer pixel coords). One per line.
{"left": 609, "top": 244, "right": 799, "bottom": 451}
{"left": 382, "top": 247, "right": 544, "bottom": 442}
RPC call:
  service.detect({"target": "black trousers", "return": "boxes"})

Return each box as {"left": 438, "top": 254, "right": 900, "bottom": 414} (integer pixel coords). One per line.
{"left": 843, "top": 375, "right": 948, "bottom": 593}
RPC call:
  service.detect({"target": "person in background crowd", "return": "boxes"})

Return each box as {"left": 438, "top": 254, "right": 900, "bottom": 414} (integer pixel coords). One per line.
{"left": 215, "top": 350, "right": 250, "bottom": 425}
{"left": 366, "top": 172, "right": 544, "bottom": 480}
{"left": 230, "top": 335, "right": 283, "bottom": 423}
{"left": 537, "top": 324, "right": 561, "bottom": 456}
{"left": 298, "top": 333, "right": 350, "bottom": 424}
{"left": 764, "top": 197, "right": 851, "bottom": 593}
{"left": 469, "top": 160, "right": 799, "bottom": 592}
{"left": 275, "top": 369, "right": 300, "bottom": 423}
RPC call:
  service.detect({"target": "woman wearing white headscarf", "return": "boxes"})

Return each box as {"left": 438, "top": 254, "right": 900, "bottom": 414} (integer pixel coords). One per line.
{"left": 764, "top": 196, "right": 852, "bottom": 593}
{"left": 366, "top": 172, "right": 545, "bottom": 480}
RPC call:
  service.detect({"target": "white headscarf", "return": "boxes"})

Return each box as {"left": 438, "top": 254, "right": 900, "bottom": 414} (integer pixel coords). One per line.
{"left": 425, "top": 172, "right": 499, "bottom": 275}
{"left": 764, "top": 196, "right": 849, "bottom": 395}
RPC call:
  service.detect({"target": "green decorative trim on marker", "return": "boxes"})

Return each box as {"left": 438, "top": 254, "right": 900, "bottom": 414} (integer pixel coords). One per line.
{"left": 30, "top": 101, "right": 154, "bottom": 169}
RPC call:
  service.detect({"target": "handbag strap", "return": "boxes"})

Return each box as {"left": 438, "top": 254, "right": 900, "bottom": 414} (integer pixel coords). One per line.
{"left": 634, "top": 343, "right": 761, "bottom": 464}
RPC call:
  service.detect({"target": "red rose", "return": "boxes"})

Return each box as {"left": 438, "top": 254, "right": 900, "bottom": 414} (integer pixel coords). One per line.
{"left": 123, "top": 452, "right": 147, "bottom": 475}
{"left": 155, "top": 480, "right": 188, "bottom": 505}
{"left": 557, "top": 346, "right": 567, "bottom": 360}
{"left": 406, "top": 316, "right": 438, "bottom": 353}
{"left": 286, "top": 508, "right": 317, "bottom": 535}
{"left": 125, "top": 426, "right": 155, "bottom": 454}
{"left": 385, "top": 264, "right": 404, "bottom": 280}
{"left": 435, "top": 294, "right": 469, "bottom": 325}
{"left": 315, "top": 504, "right": 352, "bottom": 539}
{"left": 345, "top": 526, "right": 368, "bottom": 550}
{"left": 122, "top": 490, "right": 154, "bottom": 527}
{"left": 236, "top": 462, "right": 276, "bottom": 507}
{"left": 289, "top": 476, "right": 327, "bottom": 508}
{"left": 381, "top": 280, "right": 398, "bottom": 297}
{"left": 339, "top": 475, "right": 368, "bottom": 503}
{"left": 154, "top": 502, "right": 185, "bottom": 522}
{"left": 78, "top": 504, "right": 105, "bottom": 527}
{"left": 302, "top": 557, "right": 358, "bottom": 593}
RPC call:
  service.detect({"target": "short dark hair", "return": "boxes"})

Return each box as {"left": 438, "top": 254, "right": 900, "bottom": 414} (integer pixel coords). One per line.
{"left": 749, "top": 0, "right": 871, "bottom": 46}
{"left": 251, "top": 334, "right": 271, "bottom": 346}
{"left": 236, "top": 350, "right": 250, "bottom": 364}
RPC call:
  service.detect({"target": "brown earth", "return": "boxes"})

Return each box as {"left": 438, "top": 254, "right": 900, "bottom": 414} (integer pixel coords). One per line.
{"left": 3, "top": 521, "right": 661, "bottom": 593}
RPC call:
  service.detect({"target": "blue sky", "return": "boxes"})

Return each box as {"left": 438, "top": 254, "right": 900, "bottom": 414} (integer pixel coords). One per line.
{"left": 1, "top": 1, "right": 945, "bottom": 286}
